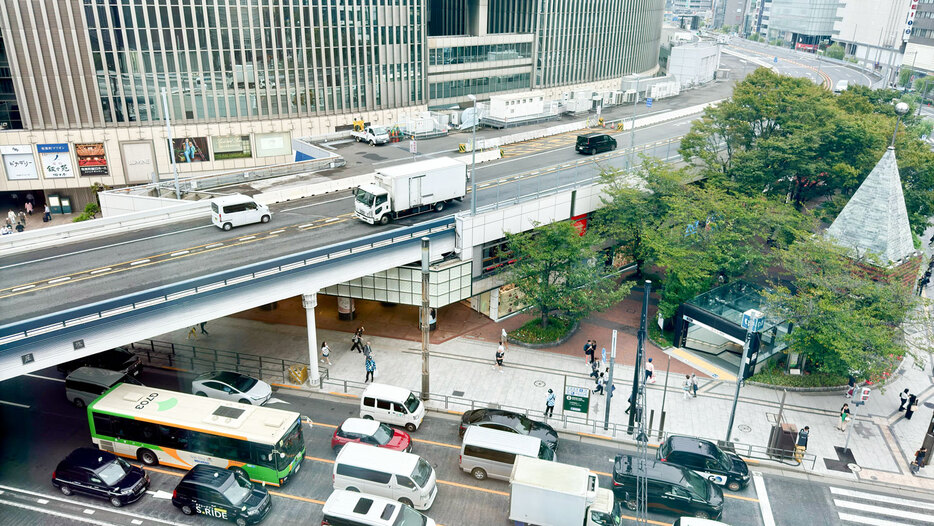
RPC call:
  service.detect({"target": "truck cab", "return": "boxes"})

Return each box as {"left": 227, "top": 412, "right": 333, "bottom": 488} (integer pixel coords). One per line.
{"left": 354, "top": 184, "right": 391, "bottom": 225}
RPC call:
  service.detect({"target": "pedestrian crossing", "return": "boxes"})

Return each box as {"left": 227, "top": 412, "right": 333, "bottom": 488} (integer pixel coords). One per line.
{"left": 831, "top": 486, "right": 934, "bottom": 525}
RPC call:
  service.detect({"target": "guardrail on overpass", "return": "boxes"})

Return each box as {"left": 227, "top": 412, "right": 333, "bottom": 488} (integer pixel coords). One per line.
{"left": 0, "top": 216, "right": 456, "bottom": 349}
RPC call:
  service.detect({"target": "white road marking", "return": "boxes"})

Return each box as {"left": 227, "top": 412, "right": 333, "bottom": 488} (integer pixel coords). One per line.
{"left": 25, "top": 373, "right": 65, "bottom": 383}
{"left": 90, "top": 268, "right": 112, "bottom": 275}
{"left": 298, "top": 223, "right": 317, "bottom": 228}
{"left": 838, "top": 512, "right": 913, "bottom": 526}
{"left": 752, "top": 471, "right": 775, "bottom": 526}
{"left": 37, "top": 499, "right": 48, "bottom": 504}
{"left": 170, "top": 251, "right": 189, "bottom": 256}
{"left": 269, "top": 229, "right": 286, "bottom": 234}
{"left": 205, "top": 243, "right": 223, "bottom": 249}
{"left": 0, "top": 498, "right": 115, "bottom": 526}
{"left": 132, "top": 520, "right": 143, "bottom": 525}
{"left": 281, "top": 195, "right": 353, "bottom": 212}
{"left": 0, "top": 400, "right": 30, "bottom": 408}
{"left": 238, "top": 236, "right": 255, "bottom": 241}
{"left": 325, "top": 217, "right": 341, "bottom": 223}
{"left": 830, "top": 486, "right": 933, "bottom": 510}
{"left": 11, "top": 284, "right": 35, "bottom": 292}
{"left": 145, "top": 489, "right": 174, "bottom": 499}
{"left": 48, "top": 277, "right": 71, "bottom": 284}
{"left": 264, "top": 397, "right": 290, "bottom": 405}
{"left": 129, "top": 259, "right": 150, "bottom": 266}
{"left": 833, "top": 499, "right": 934, "bottom": 523}
{"left": 83, "top": 509, "right": 95, "bottom": 514}
{"left": 0, "top": 484, "right": 190, "bottom": 525}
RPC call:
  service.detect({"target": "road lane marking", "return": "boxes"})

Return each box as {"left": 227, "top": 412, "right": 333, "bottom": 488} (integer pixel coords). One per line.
{"left": 90, "top": 268, "right": 112, "bottom": 274}
{"left": 37, "top": 499, "right": 48, "bottom": 504}
{"left": 129, "top": 259, "right": 150, "bottom": 266}
{"left": 752, "top": 471, "right": 775, "bottom": 526}
{"left": 435, "top": 479, "right": 509, "bottom": 496}
{"left": 269, "top": 230, "right": 286, "bottom": 234}
{"left": 833, "top": 499, "right": 934, "bottom": 523}
{"left": 412, "top": 438, "right": 460, "bottom": 449}
{"left": 268, "top": 490, "right": 325, "bottom": 505}
{"left": 616, "top": 514, "right": 670, "bottom": 526}
{"left": 238, "top": 236, "right": 256, "bottom": 241}
{"left": 830, "top": 486, "right": 933, "bottom": 510}
{"left": 48, "top": 277, "right": 71, "bottom": 284}
{"left": 0, "top": 498, "right": 116, "bottom": 525}
{"left": 25, "top": 373, "right": 65, "bottom": 383}
{"left": 11, "top": 284, "right": 35, "bottom": 292}
{"left": 298, "top": 223, "right": 317, "bottom": 228}
{"left": 205, "top": 243, "right": 223, "bottom": 249}
{"left": 0, "top": 400, "right": 30, "bottom": 408}
{"left": 726, "top": 493, "right": 759, "bottom": 502}
{"left": 837, "top": 512, "right": 907, "bottom": 526}
{"left": 169, "top": 251, "right": 189, "bottom": 256}
{"left": 83, "top": 509, "right": 95, "bottom": 514}
{"left": 0, "top": 484, "right": 188, "bottom": 525}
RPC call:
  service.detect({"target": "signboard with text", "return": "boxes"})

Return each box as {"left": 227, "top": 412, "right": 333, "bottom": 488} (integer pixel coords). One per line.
{"left": 564, "top": 386, "right": 590, "bottom": 414}
{"left": 37, "top": 143, "right": 75, "bottom": 179}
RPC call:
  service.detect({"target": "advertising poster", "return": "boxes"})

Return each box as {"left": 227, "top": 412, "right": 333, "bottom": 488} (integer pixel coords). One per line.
{"left": 170, "top": 137, "right": 209, "bottom": 163}
{"left": 121, "top": 141, "right": 157, "bottom": 183}
{"left": 1, "top": 145, "right": 39, "bottom": 180}
{"left": 211, "top": 135, "right": 252, "bottom": 160}
{"left": 37, "top": 143, "right": 75, "bottom": 179}
{"left": 75, "top": 142, "right": 109, "bottom": 176}
{"left": 255, "top": 131, "right": 292, "bottom": 157}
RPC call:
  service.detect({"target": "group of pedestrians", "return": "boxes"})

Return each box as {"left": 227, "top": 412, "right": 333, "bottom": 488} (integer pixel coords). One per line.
{"left": 346, "top": 326, "right": 377, "bottom": 383}
{"left": 681, "top": 373, "right": 698, "bottom": 400}
{"left": 898, "top": 388, "right": 920, "bottom": 420}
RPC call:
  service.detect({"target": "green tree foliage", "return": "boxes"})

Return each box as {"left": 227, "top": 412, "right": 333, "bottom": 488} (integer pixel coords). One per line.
{"left": 763, "top": 237, "right": 917, "bottom": 379}
{"left": 824, "top": 43, "right": 845, "bottom": 60}
{"left": 505, "top": 221, "right": 631, "bottom": 329}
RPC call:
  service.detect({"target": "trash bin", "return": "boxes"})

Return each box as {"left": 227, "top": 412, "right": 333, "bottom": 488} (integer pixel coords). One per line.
{"left": 768, "top": 422, "right": 798, "bottom": 459}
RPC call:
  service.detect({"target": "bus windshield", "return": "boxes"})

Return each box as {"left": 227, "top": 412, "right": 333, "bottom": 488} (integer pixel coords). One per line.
{"left": 276, "top": 418, "right": 305, "bottom": 468}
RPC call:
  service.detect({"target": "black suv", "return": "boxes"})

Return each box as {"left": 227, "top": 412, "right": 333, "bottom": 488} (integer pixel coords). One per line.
{"left": 613, "top": 453, "right": 723, "bottom": 520}
{"left": 57, "top": 347, "right": 142, "bottom": 377}
{"left": 52, "top": 448, "right": 149, "bottom": 507}
{"left": 658, "top": 435, "right": 750, "bottom": 491}
{"left": 459, "top": 408, "right": 558, "bottom": 451}
{"left": 576, "top": 133, "right": 617, "bottom": 155}
{"left": 172, "top": 465, "right": 271, "bottom": 526}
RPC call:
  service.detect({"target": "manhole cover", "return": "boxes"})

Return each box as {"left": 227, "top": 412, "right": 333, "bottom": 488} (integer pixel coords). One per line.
{"left": 738, "top": 425, "right": 752, "bottom": 433}
{"left": 534, "top": 380, "right": 546, "bottom": 387}
{"left": 848, "top": 463, "right": 862, "bottom": 472}
{"left": 924, "top": 402, "right": 934, "bottom": 409}
{"left": 452, "top": 390, "right": 464, "bottom": 397}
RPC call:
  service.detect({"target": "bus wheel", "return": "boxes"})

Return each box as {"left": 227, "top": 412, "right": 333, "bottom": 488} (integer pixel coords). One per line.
{"left": 230, "top": 467, "right": 248, "bottom": 479}
{"left": 138, "top": 449, "right": 158, "bottom": 466}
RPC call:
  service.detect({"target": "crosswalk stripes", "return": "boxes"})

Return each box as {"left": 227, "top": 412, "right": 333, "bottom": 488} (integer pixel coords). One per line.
{"left": 831, "top": 486, "right": 934, "bottom": 525}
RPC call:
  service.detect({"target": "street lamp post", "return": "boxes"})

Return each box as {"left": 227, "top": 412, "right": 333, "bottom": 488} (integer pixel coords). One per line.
{"left": 467, "top": 94, "right": 478, "bottom": 215}
{"left": 726, "top": 309, "right": 763, "bottom": 443}
{"left": 160, "top": 88, "right": 181, "bottom": 200}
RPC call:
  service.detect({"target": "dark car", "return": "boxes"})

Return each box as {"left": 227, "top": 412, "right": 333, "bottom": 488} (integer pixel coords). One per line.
{"left": 459, "top": 408, "right": 558, "bottom": 451}
{"left": 52, "top": 447, "right": 149, "bottom": 507}
{"left": 576, "top": 133, "right": 617, "bottom": 155}
{"left": 613, "top": 453, "right": 723, "bottom": 520}
{"left": 172, "top": 464, "right": 271, "bottom": 526}
{"left": 57, "top": 347, "right": 142, "bottom": 377}
{"left": 658, "top": 435, "right": 750, "bottom": 491}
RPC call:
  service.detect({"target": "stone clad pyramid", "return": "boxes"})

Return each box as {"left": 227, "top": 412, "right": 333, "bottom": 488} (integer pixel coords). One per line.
{"left": 825, "top": 147, "right": 915, "bottom": 265}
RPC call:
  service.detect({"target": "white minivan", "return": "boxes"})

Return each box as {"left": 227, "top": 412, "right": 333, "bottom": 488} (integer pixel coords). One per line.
{"left": 65, "top": 366, "right": 141, "bottom": 408}
{"left": 322, "top": 490, "right": 436, "bottom": 526}
{"left": 333, "top": 443, "right": 438, "bottom": 510}
{"left": 360, "top": 383, "right": 425, "bottom": 432}
{"left": 460, "top": 426, "right": 555, "bottom": 481}
{"left": 211, "top": 194, "right": 271, "bottom": 231}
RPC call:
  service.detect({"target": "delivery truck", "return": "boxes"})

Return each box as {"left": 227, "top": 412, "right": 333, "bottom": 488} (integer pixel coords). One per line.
{"left": 509, "top": 456, "right": 621, "bottom": 526}
{"left": 350, "top": 120, "right": 392, "bottom": 145}
{"left": 353, "top": 157, "right": 467, "bottom": 225}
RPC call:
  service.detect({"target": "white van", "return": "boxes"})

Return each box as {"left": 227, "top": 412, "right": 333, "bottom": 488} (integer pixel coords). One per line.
{"left": 333, "top": 443, "right": 438, "bottom": 510}
{"left": 322, "top": 490, "right": 436, "bottom": 526}
{"left": 210, "top": 194, "right": 271, "bottom": 231}
{"left": 834, "top": 80, "right": 849, "bottom": 93}
{"left": 460, "top": 426, "right": 555, "bottom": 481}
{"left": 360, "top": 383, "right": 425, "bottom": 432}
{"left": 65, "top": 366, "right": 141, "bottom": 408}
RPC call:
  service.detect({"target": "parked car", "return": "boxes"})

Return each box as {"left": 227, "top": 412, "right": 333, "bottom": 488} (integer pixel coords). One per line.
{"left": 191, "top": 371, "right": 272, "bottom": 405}
{"left": 172, "top": 464, "right": 271, "bottom": 526}
{"left": 57, "top": 347, "right": 142, "bottom": 377}
{"left": 52, "top": 447, "right": 149, "bottom": 507}
{"left": 331, "top": 417, "right": 412, "bottom": 453}
{"left": 657, "top": 435, "right": 750, "bottom": 491}
{"left": 459, "top": 408, "right": 558, "bottom": 451}
{"left": 613, "top": 453, "right": 723, "bottom": 520}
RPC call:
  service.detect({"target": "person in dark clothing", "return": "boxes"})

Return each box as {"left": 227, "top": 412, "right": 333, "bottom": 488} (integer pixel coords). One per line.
{"left": 905, "top": 394, "right": 918, "bottom": 420}
{"left": 351, "top": 326, "right": 365, "bottom": 352}
{"left": 899, "top": 388, "right": 910, "bottom": 411}
{"left": 796, "top": 426, "right": 810, "bottom": 449}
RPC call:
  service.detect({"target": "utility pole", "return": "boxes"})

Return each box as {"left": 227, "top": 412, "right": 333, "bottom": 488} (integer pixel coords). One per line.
{"left": 468, "top": 94, "right": 478, "bottom": 215}
{"left": 160, "top": 88, "right": 181, "bottom": 200}
{"left": 726, "top": 309, "right": 763, "bottom": 442}
{"left": 420, "top": 237, "right": 431, "bottom": 401}
{"left": 627, "top": 280, "right": 651, "bottom": 435}
{"left": 603, "top": 330, "right": 617, "bottom": 430}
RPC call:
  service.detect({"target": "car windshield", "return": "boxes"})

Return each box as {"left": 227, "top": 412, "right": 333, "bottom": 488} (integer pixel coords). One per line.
{"left": 374, "top": 423, "right": 394, "bottom": 445}
{"left": 680, "top": 468, "right": 709, "bottom": 500}
{"left": 227, "top": 374, "right": 257, "bottom": 392}
{"left": 538, "top": 442, "right": 555, "bottom": 461}
{"left": 276, "top": 418, "right": 305, "bottom": 467}
{"left": 404, "top": 393, "right": 421, "bottom": 414}
{"left": 220, "top": 473, "right": 252, "bottom": 506}
{"left": 372, "top": 126, "right": 390, "bottom": 135}
{"left": 513, "top": 414, "right": 533, "bottom": 433}
{"left": 96, "top": 457, "right": 130, "bottom": 486}
{"left": 355, "top": 189, "right": 376, "bottom": 206}
{"left": 410, "top": 458, "right": 432, "bottom": 488}
{"left": 712, "top": 446, "right": 733, "bottom": 470}
{"left": 393, "top": 505, "right": 428, "bottom": 526}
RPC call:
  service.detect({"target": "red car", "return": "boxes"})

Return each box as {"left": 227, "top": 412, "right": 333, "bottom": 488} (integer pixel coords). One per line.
{"left": 331, "top": 418, "right": 412, "bottom": 453}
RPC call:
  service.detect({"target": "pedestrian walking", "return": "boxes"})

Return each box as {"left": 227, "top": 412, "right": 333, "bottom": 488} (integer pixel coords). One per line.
{"left": 844, "top": 376, "right": 855, "bottom": 398}
{"left": 7, "top": 210, "right": 15, "bottom": 226}
{"left": 199, "top": 321, "right": 209, "bottom": 335}
{"left": 898, "top": 388, "right": 910, "bottom": 411}
{"left": 905, "top": 394, "right": 918, "bottom": 420}
{"left": 351, "top": 327, "right": 365, "bottom": 352}
{"left": 690, "top": 373, "right": 699, "bottom": 398}
{"left": 645, "top": 358, "right": 655, "bottom": 382}
{"left": 363, "top": 341, "right": 373, "bottom": 358}
{"left": 364, "top": 356, "right": 376, "bottom": 383}
{"left": 836, "top": 403, "right": 850, "bottom": 431}
{"left": 915, "top": 447, "right": 928, "bottom": 467}
{"left": 24, "top": 201, "right": 33, "bottom": 215}
{"left": 594, "top": 372, "right": 605, "bottom": 395}
{"left": 320, "top": 341, "right": 332, "bottom": 365}
{"left": 494, "top": 341, "right": 505, "bottom": 372}
{"left": 544, "top": 389, "right": 556, "bottom": 417}
{"left": 589, "top": 359, "right": 600, "bottom": 379}
{"left": 584, "top": 339, "right": 595, "bottom": 364}
{"left": 17, "top": 210, "right": 26, "bottom": 226}
{"left": 682, "top": 374, "right": 691, "bottom": 400}
{"left": 501, "top": 328, "right": 509, "bottom": 351}
{"left": 43, "top": 204, "right": 51, "bottom": 222}
{"left": 186, "top": 326, "right": 198, "bottom": 340}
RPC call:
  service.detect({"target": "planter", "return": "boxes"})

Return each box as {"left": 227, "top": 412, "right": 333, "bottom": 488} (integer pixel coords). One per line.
{"left": 507, "top": 321, "right": 580, "bottom": 349}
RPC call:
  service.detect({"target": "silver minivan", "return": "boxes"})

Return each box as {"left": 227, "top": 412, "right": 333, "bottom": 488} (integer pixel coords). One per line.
{"left": 64, "top": 366, "right": 141, "bottom": 408}
{"left": 210, "top": 194, "right": 271, "bottom": 231}
{"left": 459, "top": 426, "right": 555, "bottom": 481}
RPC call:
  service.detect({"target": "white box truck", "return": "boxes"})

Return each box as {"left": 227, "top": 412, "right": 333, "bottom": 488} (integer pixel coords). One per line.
{"left": 509, "top": 456, "right": 620, "bottom": 526}
{"left": 353, "top": 157, "right": 467, "bottom": 225}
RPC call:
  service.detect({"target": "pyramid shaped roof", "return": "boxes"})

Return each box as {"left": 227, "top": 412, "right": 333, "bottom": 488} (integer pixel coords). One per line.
{"left": 825, "top": 147, "right": 915, "bottom": 265}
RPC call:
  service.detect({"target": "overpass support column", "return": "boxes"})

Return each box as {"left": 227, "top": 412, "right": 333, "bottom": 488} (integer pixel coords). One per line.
{"left": 302, "top": 292, "right": 322, "bottom": 387}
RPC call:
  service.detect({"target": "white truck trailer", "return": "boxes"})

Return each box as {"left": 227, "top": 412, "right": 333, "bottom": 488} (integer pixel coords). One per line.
{"left": 509, "top": 456, "right": 620, "bottom": 526}
{"left": 353, "top": 157, "right": 467, "bottom": 225}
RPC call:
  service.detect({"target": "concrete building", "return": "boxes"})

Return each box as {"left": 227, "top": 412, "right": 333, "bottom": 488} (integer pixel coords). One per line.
{"left": 0, "top": 0, "right": 665, "bottom": 212}
{"left": 904, "top": 0, "right": 934, "bottom": 77}
{"left": 669, "top": 41, "right": 721, "bottom": 88}
{"left": 767, "top": 0, "right": 843, "bottom": 49}
{"left": 712, "top": 0, "right": 747, "bottom": 30}
{"left": 753, "top": 0, "right": 773, "bottom": 38}
{"left": 833, "top": 0, "right": 911, "bottom": 86}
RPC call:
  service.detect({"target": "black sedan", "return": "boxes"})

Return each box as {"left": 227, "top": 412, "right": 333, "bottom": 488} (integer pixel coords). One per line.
{"left": 459, "top": 408, "right": 559, "bottom": 451}
{"left": 52, "top": 448, "right": 149, "bottom": 507}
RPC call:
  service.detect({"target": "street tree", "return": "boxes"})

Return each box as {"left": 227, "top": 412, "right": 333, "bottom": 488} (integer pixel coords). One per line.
{"left": 505, "top": 220, "right": 631, "bottom": 329}
{"left": 824, "top": 43, "right": 845, "bottom": 60}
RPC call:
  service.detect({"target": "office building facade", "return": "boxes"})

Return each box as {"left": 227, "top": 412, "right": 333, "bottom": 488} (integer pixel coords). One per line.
{"left": 767, "top": 0, "right": 842, "bottom": 48}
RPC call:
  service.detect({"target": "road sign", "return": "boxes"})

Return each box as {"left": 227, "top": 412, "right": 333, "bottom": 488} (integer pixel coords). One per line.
{"left": 860, "top": 387, "right": 871, "bottom": 402}
{"left": 646, "top": 98, "right": 653, "bottom": 108}
{"left": 564, "top": 385, "right": 590, "bottom": 414}
{"left": 409, "top": 140, "right": 417, "bottom": 154}
{"left": 741, "top": 309, "right": 765, "bottom": 332}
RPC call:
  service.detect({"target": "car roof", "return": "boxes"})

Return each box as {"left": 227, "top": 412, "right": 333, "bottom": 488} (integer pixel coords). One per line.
{"left": 64, "top": 447, "right": 117, "bottom": 470}
{"left": 197, "top": 370, "right": 247, "bottom": 384}
{"left": 179, "top": 464, "right": 234, "bottom": 487}
{"left": 469, "top": 408, "right": 522, "bottom": 421}
{"left": 615, "top": 454, "right": 691, "bottom": 484}
{"left": 322, "top": 489, "right": 400, "bottom": 523}
{"left": 66, "top": 366, "right": 129, "bottom": 384}
{"left": 335, "top": 442, "right": 420, "bottom": 472}
{"left": 362, "top": 383, "right": 412, "bottom": 401}
{"left": 667, "top": 435, "right": 717, "bottom": 457}
{"left": 579, "top": 133, "right": 604, "bottom": 139}
{"left": 340, "top": 418, "right": 381, "bottom": 436}
{"left": 213, "top": 194, "right": 256, "bottom": 205}
{"left": 462, "top": 426, "right": 542, "bottom": 455}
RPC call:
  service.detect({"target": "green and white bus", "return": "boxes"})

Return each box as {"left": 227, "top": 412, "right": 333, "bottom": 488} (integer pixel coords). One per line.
{"left": 88, "top": 383, "right": 306, "bottom": 487}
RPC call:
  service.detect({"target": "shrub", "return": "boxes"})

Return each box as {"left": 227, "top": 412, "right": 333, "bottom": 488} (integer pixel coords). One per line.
{"left": 510, "top": 317, "right": 574, "bottom": 344}
{"left": 748, "top": 363, "right": 847, "bottom": 387}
